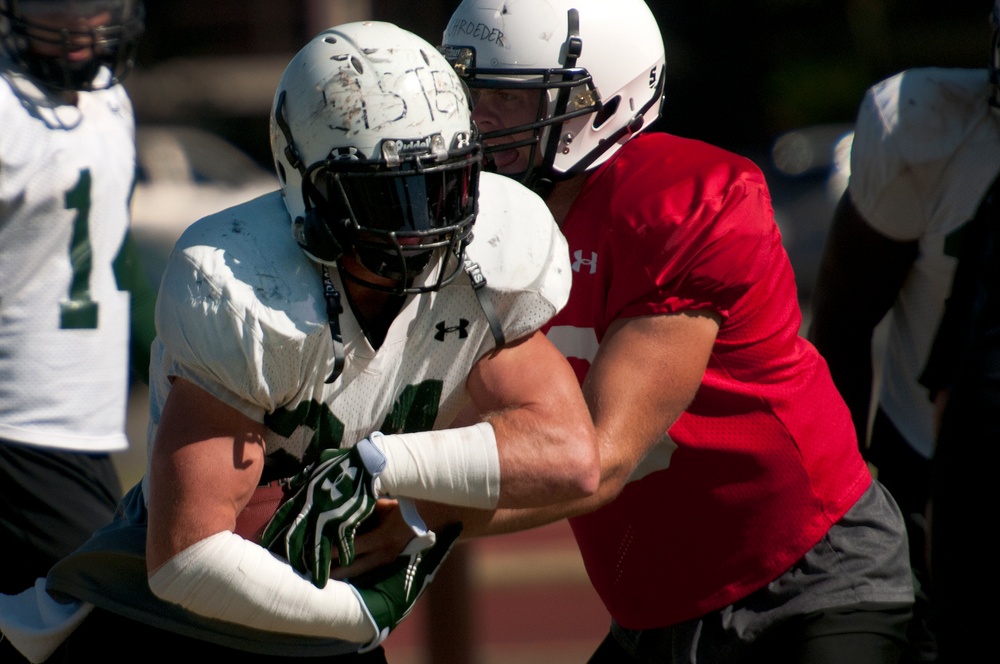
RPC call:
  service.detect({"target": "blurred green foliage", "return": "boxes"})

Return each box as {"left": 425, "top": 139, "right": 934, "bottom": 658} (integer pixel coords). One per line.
{"left": 135, "top": 1, "right": 991, "bottom": 155}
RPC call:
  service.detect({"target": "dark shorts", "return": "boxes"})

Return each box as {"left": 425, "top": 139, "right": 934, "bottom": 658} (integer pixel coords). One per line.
{"left": 588, "top": 481, "right": 914, "bottom": 664}
{"left": 588, "top": 602, "right": 912, "bottom": 664}
{"left": 0, "top": 441, "right": 121, "bottom": 595}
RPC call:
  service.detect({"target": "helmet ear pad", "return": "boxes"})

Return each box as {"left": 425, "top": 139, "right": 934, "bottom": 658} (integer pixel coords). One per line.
{"left": 298, "top": 207, "right": 347, "bottom": 264}
{"left": 295, "top": 176, "right": 354, "bottom": 264}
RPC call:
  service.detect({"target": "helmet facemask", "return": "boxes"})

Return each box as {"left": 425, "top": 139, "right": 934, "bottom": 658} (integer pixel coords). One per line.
{"left": 0, "top": 0, "right": 144, "bottom": 91}
{"left": 442, "top": 16, "right": 602, "bottom": 197}
{"left": 274, "top": 89, "right": 482, "bottom": 296}
{"left": 305, "top": 139, "right": 481, "bottom": 294}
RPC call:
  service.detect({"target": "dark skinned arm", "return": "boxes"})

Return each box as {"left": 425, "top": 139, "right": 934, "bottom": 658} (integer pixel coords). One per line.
{"left": 808, "top": 191, "right": 918, "bottom": 449}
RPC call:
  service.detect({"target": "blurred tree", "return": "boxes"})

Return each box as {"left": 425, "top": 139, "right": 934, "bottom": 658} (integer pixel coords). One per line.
{"left": 132, "top": 1, "right": 990, "bottom": 159}
{"left": 647, "top": 0, "right": 987, "bottom": 152}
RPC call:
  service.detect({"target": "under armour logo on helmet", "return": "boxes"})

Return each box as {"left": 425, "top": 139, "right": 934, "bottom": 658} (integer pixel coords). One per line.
{"left": 435, "top": 319, "right": 470, "bottom": 341}
{"left": 330, "top": 146, "right": 362, "bottom": 161}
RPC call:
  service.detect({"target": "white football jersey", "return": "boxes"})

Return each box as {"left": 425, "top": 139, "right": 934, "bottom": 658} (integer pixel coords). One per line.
{"left": 143, "top": 172, "right": 569, "bottom": 479}
{"left": 0, "top": 62, "right": 136, "bottom": 452}
{"left": 848, "top": 68, "right": 1000, "bottom": 457}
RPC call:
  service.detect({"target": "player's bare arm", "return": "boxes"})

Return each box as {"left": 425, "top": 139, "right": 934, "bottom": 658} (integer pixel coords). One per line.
{"left": 441, "top": 310, "right": 718, "bottom": 535}
{"left": 809, "top": 192, "right": 917, "bottom": 445}
{"left": 145, "top": 377, "right": 267, "bottom": 572}
{"left": 465, "top": 329, "right": 600, "bottom": 508}
{"left": 335, "top": 311, "right": 718, "bottom": 579}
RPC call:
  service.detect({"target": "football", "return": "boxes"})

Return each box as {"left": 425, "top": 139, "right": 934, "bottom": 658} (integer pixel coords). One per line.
{"left": 234, "top": 481, "right": 293, "bottom": 543}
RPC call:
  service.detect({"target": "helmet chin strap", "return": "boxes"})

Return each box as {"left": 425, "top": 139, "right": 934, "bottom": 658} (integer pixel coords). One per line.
{"left": 274, "top": 91, "right": 348, "bottom": 383}
{"left": 320, "top": 266, "right": 346, "bottom": 384}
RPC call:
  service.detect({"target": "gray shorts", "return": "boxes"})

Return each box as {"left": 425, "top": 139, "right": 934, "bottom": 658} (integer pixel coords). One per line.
{"left": 608, "top": 480, "right": 915, "bottom": 663}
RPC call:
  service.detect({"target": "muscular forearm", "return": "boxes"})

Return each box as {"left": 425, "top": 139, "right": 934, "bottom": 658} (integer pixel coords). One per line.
{"left": 809, "top": 192, "right": 917, "bottom": 446}
{"left": 415, "top": 432, "right": 671, "bottom": 538}
{"left": 375, "top": 415, "right": 598, "bottom": 513}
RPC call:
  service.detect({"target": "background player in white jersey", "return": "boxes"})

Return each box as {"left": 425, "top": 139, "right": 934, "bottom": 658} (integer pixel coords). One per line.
{"left": 0, "top": 21, "right": 598, "bottom": 662}
{"left": 0, "top": 1, "right": 151, "bottom": 660}
{"left": 338, "top": 2, "right": 913, "bottom": 662}
{"left": 915, "top": 10, "right": 1000, "bottom": 646}
{"left": 809, "top": 5, "right": 1000, "bottom": 661}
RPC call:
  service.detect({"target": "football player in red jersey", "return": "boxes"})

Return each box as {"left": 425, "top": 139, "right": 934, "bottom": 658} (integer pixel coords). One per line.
{"left": 341, "top": 1, "right": 916, "bottom": 662}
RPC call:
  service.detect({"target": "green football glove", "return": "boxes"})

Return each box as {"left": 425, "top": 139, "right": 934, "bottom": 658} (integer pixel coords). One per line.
{"left": 261, "top": 435, "right": 387, "bottom": 588}
{"left": 354, "top": 520, "right": 464, "bottom": 651}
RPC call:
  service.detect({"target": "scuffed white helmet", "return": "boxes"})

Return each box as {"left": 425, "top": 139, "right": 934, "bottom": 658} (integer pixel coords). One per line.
{"left": 441, "top": 0, "right": 665, "bottom": 195}
{"left": 270, "top": 21, "right": 481, "bottom": 292}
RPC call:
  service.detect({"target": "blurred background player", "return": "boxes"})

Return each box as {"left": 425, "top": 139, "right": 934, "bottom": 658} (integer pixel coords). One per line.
{"left": 0, "top": 1, "right": 151, "bottom": 658}
{"left": 336, "top": 1, "right": 916, "bottom": 662}
{"left": 918, "top": 148, "right": 999, "bottom": 664}
{"left": 809, "top": 3, "right": 1000, "bottom": 660}
{"left": 0, "top": 21, "right": 599, "bottom": 662}
{"left": 918, "top": 151, "right": 1000, "bottom": 664}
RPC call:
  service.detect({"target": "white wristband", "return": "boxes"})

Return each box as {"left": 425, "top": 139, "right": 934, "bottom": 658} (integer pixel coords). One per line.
{"left": 370, "top": 422, "right": 501, "bottom": 509}
{"left": 148, "top": 531, "right": 375, "bottom": 643}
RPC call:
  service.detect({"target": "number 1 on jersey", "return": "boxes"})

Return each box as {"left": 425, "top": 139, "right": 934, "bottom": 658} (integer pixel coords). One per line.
{"left": 61, "top": 169, "right": 98, "bottom": 329}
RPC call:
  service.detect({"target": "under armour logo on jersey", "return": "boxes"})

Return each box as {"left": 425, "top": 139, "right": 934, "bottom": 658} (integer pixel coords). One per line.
{"left": 435, "top": 319, "right": 470, "bottom": 341}
{"left": 572, "top": 250, "right": 598, "bottom": 274}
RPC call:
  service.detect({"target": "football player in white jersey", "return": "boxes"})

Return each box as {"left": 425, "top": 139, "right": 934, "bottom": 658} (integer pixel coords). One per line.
{"left": 810, "top": 5, "right": 1000, "bottom": 662}
{"left": 917, "top": 15, "right": 1000, "bottom": 659}
{"left": 0, "top": 2, "right": 150, "bottom": 660}
{"left": 0, "top": 21, "right": 598, "bottom": 662}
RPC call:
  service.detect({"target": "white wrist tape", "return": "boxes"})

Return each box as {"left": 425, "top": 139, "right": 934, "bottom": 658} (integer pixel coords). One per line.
{"left": 148, "top": 531, "right": 375, "bottom": 643}
{"left": 370, "top": 422, "right": 501, "bottom": 509}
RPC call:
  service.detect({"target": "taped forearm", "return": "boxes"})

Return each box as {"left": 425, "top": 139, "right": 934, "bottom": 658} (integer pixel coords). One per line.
{"left": 370, "top": 422, "right": 501, "bottom": 509}
{"left": 148, "top": 531, "right": 375, "bottom": 643}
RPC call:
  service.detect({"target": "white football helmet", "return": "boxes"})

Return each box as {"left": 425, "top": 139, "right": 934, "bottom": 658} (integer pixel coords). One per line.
{"left": 440, "top": 0, "right": 665, "bottom": 195}
{"left": 0, "top": 0, "right": 144, "bottom": 91}
{"left": 271, "top": 21, "right": 481, "bottom": 293}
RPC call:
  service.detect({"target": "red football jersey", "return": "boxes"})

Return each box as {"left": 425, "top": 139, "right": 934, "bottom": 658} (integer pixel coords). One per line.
{"left": 547, "top": 132, "right": 871, "bottom": 629}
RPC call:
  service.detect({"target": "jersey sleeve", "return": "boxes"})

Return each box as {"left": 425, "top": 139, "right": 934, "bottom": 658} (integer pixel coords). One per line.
{"left": 847, "top": 73, "right": 926, "bottom": 240}
{"left": 848, "top": 68, "right": 988, "bottom": 241}
{"left": 154, "top": 195, "right": 329, "bottom": 423}
{"left": 606, "top": 149, "right": 783, "bottom": 323}
{"left": 467, "top": 173, "right": 572, "bottom": 342}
